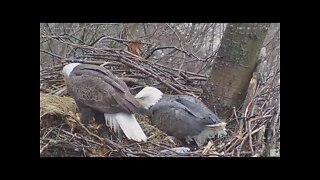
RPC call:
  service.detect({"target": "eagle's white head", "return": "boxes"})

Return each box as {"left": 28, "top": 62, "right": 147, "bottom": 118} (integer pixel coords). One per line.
{"left": 135, "top": 86, "right": 163, "bottom": 109}
{"left": 62, "top": 63, "right": 81, "bottom": 78}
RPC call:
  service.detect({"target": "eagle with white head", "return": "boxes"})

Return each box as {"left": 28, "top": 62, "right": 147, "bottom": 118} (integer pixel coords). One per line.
{"left": 135, "top": 86, "right": 227, "bottom": 148}
{"left": 62, "top": 63, "right": 149, "bottom": 142}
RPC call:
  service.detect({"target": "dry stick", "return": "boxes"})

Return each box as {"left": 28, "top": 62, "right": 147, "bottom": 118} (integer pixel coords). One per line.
{"left": 47, "top": 37, "right": 123, "bottom": 52}
{"left": 126, "top": 154, "right": 139, "bottom": 157}
{"left": 171, "top": 76, "right": 186, "bottom": 89}
{"left": 151, "top": 63, "right": 179, "bottom": 78}
{"left": 248, "top": 120, "right": 254, "bottom": 156}
{"left": 72, "top": 116, "right": 122, "bottom": 149}
{"left": 145, "top": 65, "right": 199, "bottom": 95}
{"left": 250, "top": 115, "right": 272, "bottom": 123}
{"left": 54, "top": 86, "right": 67, "bottom": 96}
{"left": 236, "top": 116, "right": 272, "bottom": 156}
{"left": 118, "top": 54, "right": 183, "bottom": 94}
{"left": 243, "top": 73, "right": 273, "bottom": 155}
{"left": 65, "top": 59, "right": 105, "bottom": 65}
{"left": 40, "top": 143, "right": 50, "bottom": 155}
{"left": 177, "top": 77, "right": 208, "bottom": 81}
{"left": 243, "top": 98, "right": 255, "bottom": 156}
{"left": 40, "top": 64, "right": 65, "bottom": 73}
{"left": 233, "top": 106, "right": 240, "bottom": 128}
{"left": 90, "top": 35, "right": 153, "bottom": 46}
{"left": 225, "top": 151, "right": 254, "bottom": 156}
{"left": 142, "top": 149, "right": 158, "bottom": 156}
{"left": 179, "top": 72, "right": 190, "bottom": 81}
{"left": 154, "top": 62, "right": 208, "bottom": 78}
{"left": 40, "top": 49, "right": 66, "bottom": 59}
{"left": 128, "top": 54, "right": 207, "bottom": 80}
{"left": 236, "top": 124, "right": 269, "bottom": 157}
{"left": 76, "top": 53, "right": 186, "bottom": 95}
{"left": 224, "top": 138, "right": 240, "bottom": 153}
{"left": 126, "top": 151, "right": 155, "bottom": 157}
{"left": 223, "top": 115, "right": 272, "bottom": 154}
{"left": 146, "top": 46, "right": 203, "bottom": 61}
{"left": 251, "top": 124, "right": 267, "bottom": 135}
{"left": 272, "top": 101, "right": 280, "bottom": 142}
{"left": 60, "top": 129, "right": 105, "bottom": 147}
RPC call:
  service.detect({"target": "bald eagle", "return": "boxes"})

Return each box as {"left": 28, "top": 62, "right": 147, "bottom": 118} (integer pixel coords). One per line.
{"left": 135, "top": 87, "right": 227, "bottom": 148}
{"left": 62, "top": 63, "right": 149, "bottom": 142}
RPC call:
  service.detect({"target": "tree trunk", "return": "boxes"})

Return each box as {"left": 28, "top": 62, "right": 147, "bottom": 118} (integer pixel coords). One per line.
{"left": 201, "top": 23, "right": 269, "bottom": 119}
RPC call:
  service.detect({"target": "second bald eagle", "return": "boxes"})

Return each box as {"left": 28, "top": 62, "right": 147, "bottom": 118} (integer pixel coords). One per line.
{"left": 135, "top": 87, "right": 227, "bottom": 147}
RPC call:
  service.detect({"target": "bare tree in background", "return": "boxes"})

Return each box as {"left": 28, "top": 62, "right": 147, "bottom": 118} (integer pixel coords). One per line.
{"left": 40, "top": 23, "right": 224, "bottom": 74}
{"left": 201, "top": 23, "right": 270, "bottom": 119}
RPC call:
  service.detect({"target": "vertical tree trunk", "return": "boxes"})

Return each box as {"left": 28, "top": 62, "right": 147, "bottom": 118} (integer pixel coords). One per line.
{"left": 201, "top": 23, "right": 269, "bottom": 119}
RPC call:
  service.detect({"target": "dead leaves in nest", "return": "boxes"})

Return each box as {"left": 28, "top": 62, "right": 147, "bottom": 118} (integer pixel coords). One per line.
{"left": 128, "top": 40, "right": 142, "bottom": 57}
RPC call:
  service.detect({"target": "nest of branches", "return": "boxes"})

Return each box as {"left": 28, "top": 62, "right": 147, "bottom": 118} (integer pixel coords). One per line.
{"left": 40, "top": 41, "right": 280, "bottom": 157}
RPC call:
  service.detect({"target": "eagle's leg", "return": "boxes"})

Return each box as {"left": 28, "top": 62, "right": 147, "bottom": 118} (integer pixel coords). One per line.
{"left": 176, "top": 137, "right": 199, "bottom": 151}
{"left": 97, "top": 124, "right": 111, "bottom": 139}
{"left": 182, "top": 141, "right": 199, "bottom": 151}
{"left": 75, "top": 101, "right": 94, "bottom": 125}
{"left": 93, "top": 110, "right": 106, "bottom": 125}
{"left": 79, "top": 107, "right": 94, "bottom": 125}
{"left": 92, "top": 110, "right": 112, "bottom": 139}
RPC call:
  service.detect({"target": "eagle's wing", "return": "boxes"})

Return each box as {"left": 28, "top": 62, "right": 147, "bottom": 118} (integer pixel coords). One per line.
{"left": 150, "top": 95, "right": 225, "bottom": 146}
{"left": 174, "top": 95, "right": 221, "bottom": 124}
{"left": 73, "top": 64, "right": 130, "bottom": 92}
{"left": 150, "top": 95, "right": 222, "bottom": 140}
{"left": 150, "top": 99, "right": 205, "bottom": 140}
{"left": 67, "top": 64, "right": 146, "bottom": 115}
{"left": 173, "top": 95, "right": 226, "bottom": 146}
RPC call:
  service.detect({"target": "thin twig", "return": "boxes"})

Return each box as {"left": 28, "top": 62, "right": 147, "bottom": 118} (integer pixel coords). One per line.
{"left": 72, "top": 115, "right": 122, "bottom": 149}
{"left": 40, "top": 49, "right": 66, "bottom": 59}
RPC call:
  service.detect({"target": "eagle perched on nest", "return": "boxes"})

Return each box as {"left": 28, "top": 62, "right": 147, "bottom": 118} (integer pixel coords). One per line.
{"left": 62, "top": 63, "right": 149, "bottom": 142}
{"left": 135, "top": 87, "right": 227, "bottom": 148}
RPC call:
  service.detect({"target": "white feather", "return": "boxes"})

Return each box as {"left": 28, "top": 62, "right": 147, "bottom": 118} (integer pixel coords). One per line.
{"left": 135, "top": 86, "right": 163, "bottom": 109}
{"left": 104, "top": 113, "right": 147, "bottom": 142}
{"left": 62, "top": 63, "right": 81, "bottom": 78}
{"left": 105, "top": 114, "right": 120, "bottom": 133}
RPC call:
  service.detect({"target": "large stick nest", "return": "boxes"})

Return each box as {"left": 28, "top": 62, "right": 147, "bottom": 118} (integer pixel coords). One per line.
{"left": 40, "top": 41, "right": 280, "bottom": 157}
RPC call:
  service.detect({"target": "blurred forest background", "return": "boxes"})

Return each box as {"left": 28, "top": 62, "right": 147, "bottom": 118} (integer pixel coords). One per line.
{"left": 40, "top": 23, "right": 280, "bottom": 157}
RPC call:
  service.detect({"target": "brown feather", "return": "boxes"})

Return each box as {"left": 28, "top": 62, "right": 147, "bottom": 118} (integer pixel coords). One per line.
{"left": 67, "top": 64, "right": 147, "bottom": 115}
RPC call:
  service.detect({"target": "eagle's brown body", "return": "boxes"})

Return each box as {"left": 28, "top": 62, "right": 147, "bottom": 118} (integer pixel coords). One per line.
{"left": 67, "top": 64, "right": 147, "bottom": 118}
{"left": 63, "top": 63, "right": 148, "bottom": 142}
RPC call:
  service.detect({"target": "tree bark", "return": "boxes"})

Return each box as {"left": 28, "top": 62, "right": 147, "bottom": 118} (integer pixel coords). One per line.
{"left": 201, "top": 23, "right": 269, "bottom": 119}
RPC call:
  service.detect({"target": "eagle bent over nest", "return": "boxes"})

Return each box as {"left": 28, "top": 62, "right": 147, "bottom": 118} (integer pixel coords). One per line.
{"left": 62, "top": 63, "right": 149, "bottom": 142}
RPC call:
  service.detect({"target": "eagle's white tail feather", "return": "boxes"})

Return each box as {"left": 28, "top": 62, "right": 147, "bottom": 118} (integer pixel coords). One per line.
{"left": 116, "top": 113, "right": 147, "bottom": 142}
{"left": 105, "top": 114, "right": 119, "bottom": 133}
{"left": 104, "top": 113, "right": 147, "bottom": 142}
